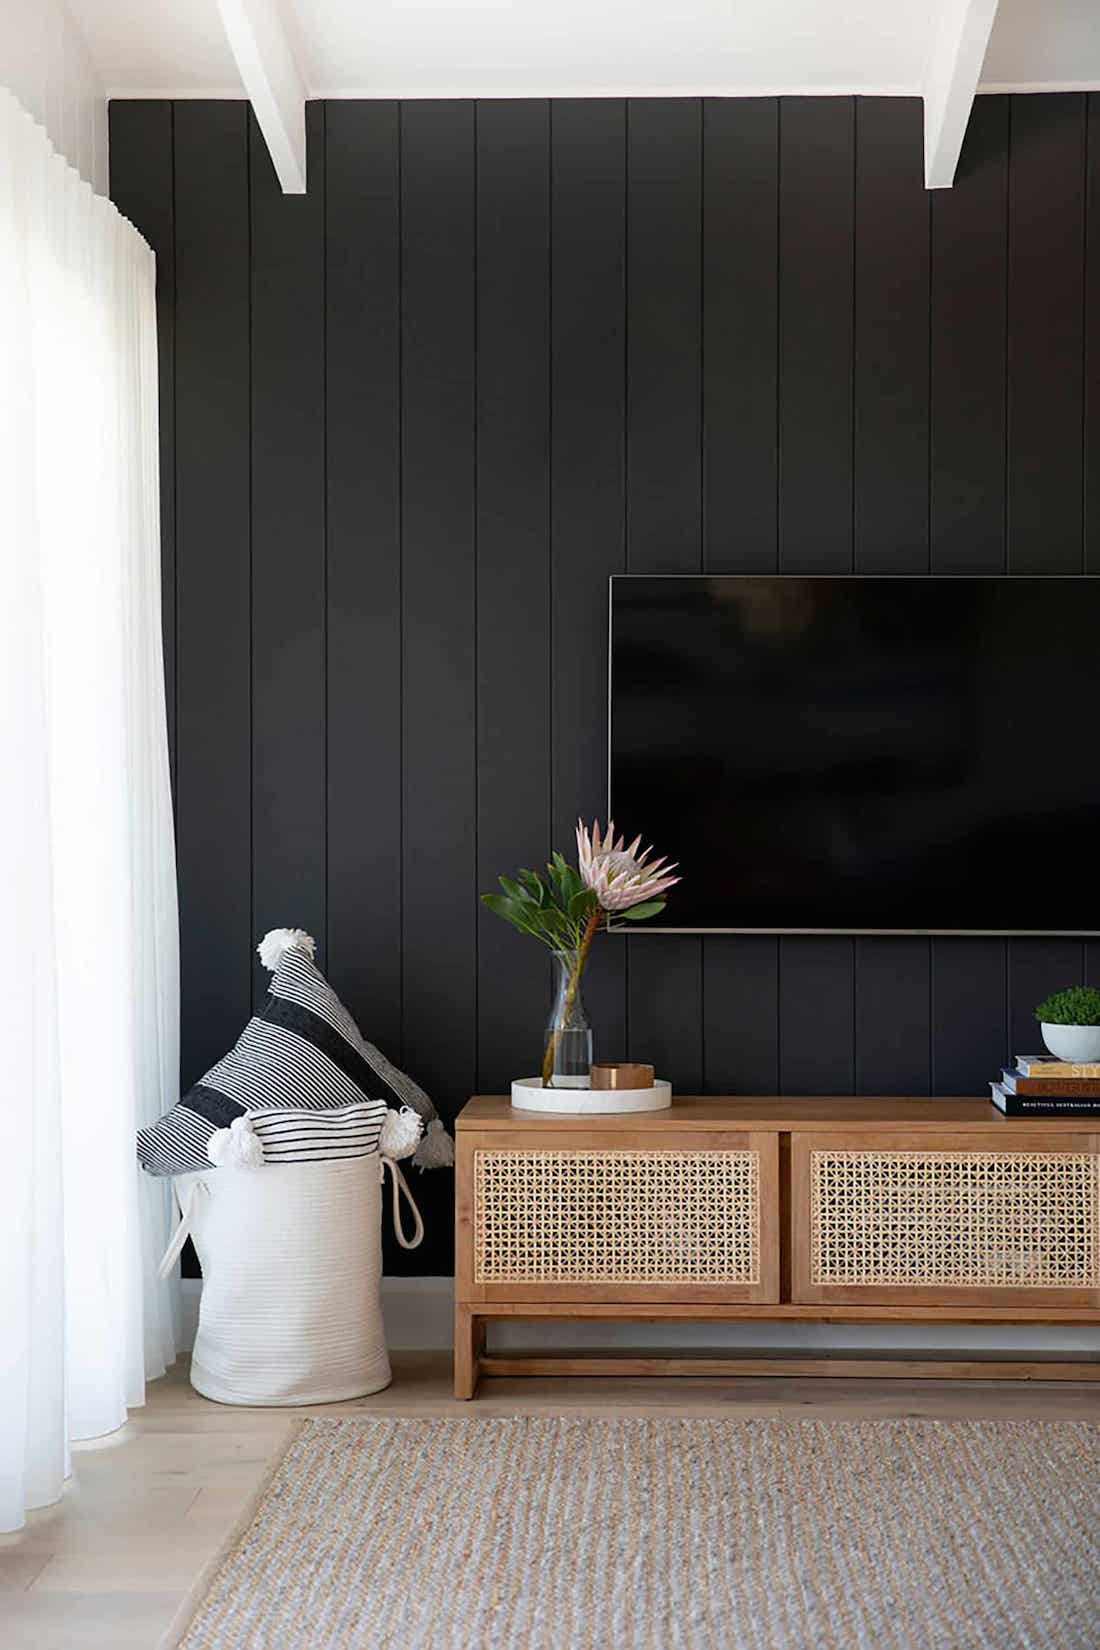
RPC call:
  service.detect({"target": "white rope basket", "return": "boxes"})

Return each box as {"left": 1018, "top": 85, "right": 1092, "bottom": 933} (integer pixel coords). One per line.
{"left": 161, "top": 1154, "right": 422, "bottom": 1406}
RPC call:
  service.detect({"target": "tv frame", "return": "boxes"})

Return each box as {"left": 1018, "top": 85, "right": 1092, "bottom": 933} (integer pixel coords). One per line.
{"left": 607, "top": 572, "right": 1100, "bottom": 938}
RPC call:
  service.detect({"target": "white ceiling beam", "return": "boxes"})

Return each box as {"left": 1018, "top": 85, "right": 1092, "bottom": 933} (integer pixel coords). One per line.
{"left": 214, "top": 0, "right": 307, "bottom": 193}
{"left": 923, "top": 0, "right": 1002, "bottom": 189}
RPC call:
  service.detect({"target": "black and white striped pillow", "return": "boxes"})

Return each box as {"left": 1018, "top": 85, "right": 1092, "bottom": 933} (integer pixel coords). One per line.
{"left": 137, "top": 929, "right": 452, "bottom": 1176}
{"left": 248, "top": 1103, "right": 387, "bottom": 1164}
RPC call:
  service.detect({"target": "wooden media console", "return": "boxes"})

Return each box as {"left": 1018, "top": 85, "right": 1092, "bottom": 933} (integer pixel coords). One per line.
{"left": 453, "top": 1096, "right": 1100, "bottom": 1396}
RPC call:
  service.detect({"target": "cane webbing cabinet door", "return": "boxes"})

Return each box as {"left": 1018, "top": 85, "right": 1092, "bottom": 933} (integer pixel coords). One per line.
{"left": 791, "top": 1131, "right": 1100, "bottom": 1308}
{"left": 457, "top": 1128, "right": 780, "bottom": 1306}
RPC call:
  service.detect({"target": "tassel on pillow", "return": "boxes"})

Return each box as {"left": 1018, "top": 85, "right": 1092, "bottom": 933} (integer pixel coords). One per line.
{"left": 207, "top": 1115, "right": 265, "bottom": 1169}
{"left": 379, "top": 1105, "right": 423, "bottom": 1162}
{"left": 412, "top": 1117, "right": 455, "bottom": 1171}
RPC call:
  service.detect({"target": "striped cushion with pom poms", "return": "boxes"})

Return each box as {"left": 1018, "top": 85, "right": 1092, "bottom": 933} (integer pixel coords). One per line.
{"left": 137, "top": 928, "right": 454, "bottom": 1177}
{"left": 201, "top": 1102, "right": 423, "bottom": 1168}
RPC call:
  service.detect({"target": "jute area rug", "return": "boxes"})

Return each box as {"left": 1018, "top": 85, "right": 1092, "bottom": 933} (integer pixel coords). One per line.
{"left": 166, "top": 1416, "right": 1099, "bottom": 1650}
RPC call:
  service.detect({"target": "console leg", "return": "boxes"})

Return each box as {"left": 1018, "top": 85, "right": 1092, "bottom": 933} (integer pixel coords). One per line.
{"left": 454, "top": 1305, "right": 483, "bottom": 1399}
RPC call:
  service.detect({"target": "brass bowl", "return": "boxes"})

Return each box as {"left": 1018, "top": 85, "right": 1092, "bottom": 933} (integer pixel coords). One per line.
{"left": 590, "top": 1062, "right": 654, "bottom": 1091}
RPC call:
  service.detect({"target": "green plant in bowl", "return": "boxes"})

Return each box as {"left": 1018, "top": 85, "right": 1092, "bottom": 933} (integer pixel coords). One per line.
{"left": 1034, "top": 986, "right": 1100, "bottom": 1062}
{"left": 1035, "top": 987, "right": 1100, "bottom": 1026}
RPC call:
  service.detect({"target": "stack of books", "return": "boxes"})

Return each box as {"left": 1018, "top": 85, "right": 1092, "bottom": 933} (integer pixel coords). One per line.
{"left": 991, "top": 1055, "right": 1100, "bottom": 1117}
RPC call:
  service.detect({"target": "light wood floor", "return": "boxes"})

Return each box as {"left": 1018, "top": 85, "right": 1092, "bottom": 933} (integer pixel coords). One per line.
{"left": 3, "top": 1353, "right": 1097, "bottom": 1650}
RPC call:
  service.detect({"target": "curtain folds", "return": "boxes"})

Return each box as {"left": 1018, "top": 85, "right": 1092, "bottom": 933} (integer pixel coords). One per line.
{"left": 0, "top": 87, "right": 180, "bottom": 1533}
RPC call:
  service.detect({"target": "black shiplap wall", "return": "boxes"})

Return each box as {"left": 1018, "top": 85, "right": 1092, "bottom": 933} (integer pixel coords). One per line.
{"left": 111, "top": 94, "right": 1100, "bottom": 1275}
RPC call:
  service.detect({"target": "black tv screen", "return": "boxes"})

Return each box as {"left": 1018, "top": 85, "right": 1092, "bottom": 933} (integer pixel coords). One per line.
{"left": 609, "top": 575, "right": 1100, "bottom": 934}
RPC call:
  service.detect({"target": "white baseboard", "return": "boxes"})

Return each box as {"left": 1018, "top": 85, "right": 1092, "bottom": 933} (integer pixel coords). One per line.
{"left": 179, "top": 1275, "right": 1100, "bottom": 1356}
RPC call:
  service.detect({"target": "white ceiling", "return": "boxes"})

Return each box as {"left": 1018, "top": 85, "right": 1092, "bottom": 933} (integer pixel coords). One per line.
{"left": 66, "top": 0, "right": 1100, "bottom": 101}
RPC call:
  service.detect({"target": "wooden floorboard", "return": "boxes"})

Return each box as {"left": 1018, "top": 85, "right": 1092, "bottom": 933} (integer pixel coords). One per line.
{"left": 2, "top": 1354, "right": 1097, "bottom": 1649}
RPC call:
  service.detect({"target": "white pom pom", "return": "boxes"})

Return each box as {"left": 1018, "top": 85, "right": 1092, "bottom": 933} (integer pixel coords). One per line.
{"left": 256, "top": 928, "right": 317, "bottom": 971}
{"left": 379, "top": 1105, "right": 423, "bottom": 1162}
{"left": 412, "top": 1117, "right": 455, "bottom": 1171}
{"left": 206, "top": 1115, "right": 265, "bottom": 1169}
{"left": 206, "top": 1129, "right": 232, "bottom": 1167}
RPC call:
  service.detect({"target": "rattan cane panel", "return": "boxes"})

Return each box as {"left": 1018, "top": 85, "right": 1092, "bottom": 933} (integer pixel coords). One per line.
{"left": 474, "top": 1150, "right": 760, "bottom": 1284}
{"left": 810, "top": 1150, "right": 1100, "bottom": 1289}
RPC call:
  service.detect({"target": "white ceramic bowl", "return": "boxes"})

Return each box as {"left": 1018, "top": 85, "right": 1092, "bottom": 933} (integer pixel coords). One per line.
{"left": 1039, "top": 1022, "right": 1100, "bottom": 1062}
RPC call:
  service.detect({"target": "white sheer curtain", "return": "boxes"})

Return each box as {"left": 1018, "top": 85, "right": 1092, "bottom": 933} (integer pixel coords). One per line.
{"left": 0, "top": 87, "right": 181, "bottom": 1533}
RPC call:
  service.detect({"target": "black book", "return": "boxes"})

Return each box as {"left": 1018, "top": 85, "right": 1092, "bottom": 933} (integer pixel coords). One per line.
{"left": 990, "top": 1082, "right": 1100, "bottom": 1117}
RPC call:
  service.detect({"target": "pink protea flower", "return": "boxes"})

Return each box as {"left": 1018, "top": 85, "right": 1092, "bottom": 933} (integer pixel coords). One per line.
{"left": 575, "top": 819, "right": 680, "bottom": 913}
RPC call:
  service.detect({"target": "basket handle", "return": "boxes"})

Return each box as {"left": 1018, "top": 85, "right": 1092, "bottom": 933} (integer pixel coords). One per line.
{"left": 381, "top": 1155, "right": 424, "bottom": 1250}
{"left": 157, "top": 1178, "right": 207, "bottom": 1279}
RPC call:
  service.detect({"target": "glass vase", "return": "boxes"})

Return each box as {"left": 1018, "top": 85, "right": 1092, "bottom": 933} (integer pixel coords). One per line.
{"left": 542, "top": 954, "right": 593, "bottom": 1088}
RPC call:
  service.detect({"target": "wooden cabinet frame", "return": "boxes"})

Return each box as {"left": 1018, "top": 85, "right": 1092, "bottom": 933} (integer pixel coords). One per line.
{"left": 453, "top": 1098, "right": 1100, "bottom": 1397}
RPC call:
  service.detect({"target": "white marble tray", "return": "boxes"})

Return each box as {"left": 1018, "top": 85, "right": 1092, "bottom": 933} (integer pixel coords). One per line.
{"left": 510, "top": 1077, "right": 673, "bottom": 1114}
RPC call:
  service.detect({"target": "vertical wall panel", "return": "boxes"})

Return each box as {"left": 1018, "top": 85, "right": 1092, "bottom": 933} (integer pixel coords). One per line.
{"left": 855, "top": 932, "right": 933, "bottom": 1097}
{"left": 778, "top": 98, "right": 855, "bottom": 572}
{"left": 702, "top": 98, "right": 778, "bottom": 574}
{"left": 855, "top": 940, "right": 931, "bottom": 1095}
{"left": 476, "top": 101, "right": 552, "bottom": 1092}
{"left": 630, "top": 948, "right": 703, "bottom": 1093}
{"left": 779, "top": 939, "right": 855, "bottom": 1095}
{"left": 109, "top": 101, "right": 176, "bottom": 795}
{"left": 325, "top": 102, "right": 403, "bottom": 1059}
{"left": 1007, "top": 94, "right": 1086, "bottom": 575}
{"left": 1081, "top": 106, "right": 1100, "bottom": 1016}
{"left": 930, "top": 97, "right": 1008, "bottom": 573}
{"left": 249, "top": 106, "right": 326, "bottom": 1006}
{"left": 400, "top": 101, "right": 475, "bottom": 1272}
{"left": 932, "top": 940, "right": 1007, "bottom": 1095}
{"left": 550, "top": 99, "right": 628, "bottom": 1060}
{"left": 1086, "top": 95, "right": 1100, "bottom": 573}
{"left": 172, "top": 103, "right": 252, "bottom": 1085}
{"left": 854, "top": 98, "right": 929, "bottom": 574}
{"left": 625, "top": 98, "right": 702, "bottom": 578}
{"left": 704, "top": 940, "right": 779, "bottom": 1095}
{"left": 625, "top": 98, "right": 703, "bottom": 1087}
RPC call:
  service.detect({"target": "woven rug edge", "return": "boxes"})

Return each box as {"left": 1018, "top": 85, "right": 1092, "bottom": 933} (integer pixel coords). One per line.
{"left": 159, "top": 1417, "right": 307, "bottom": 1650}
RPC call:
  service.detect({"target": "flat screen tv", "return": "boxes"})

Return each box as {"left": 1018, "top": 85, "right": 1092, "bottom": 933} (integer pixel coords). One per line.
{"left": 609, "top": 575, "right": 1100, "bottom": 935}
